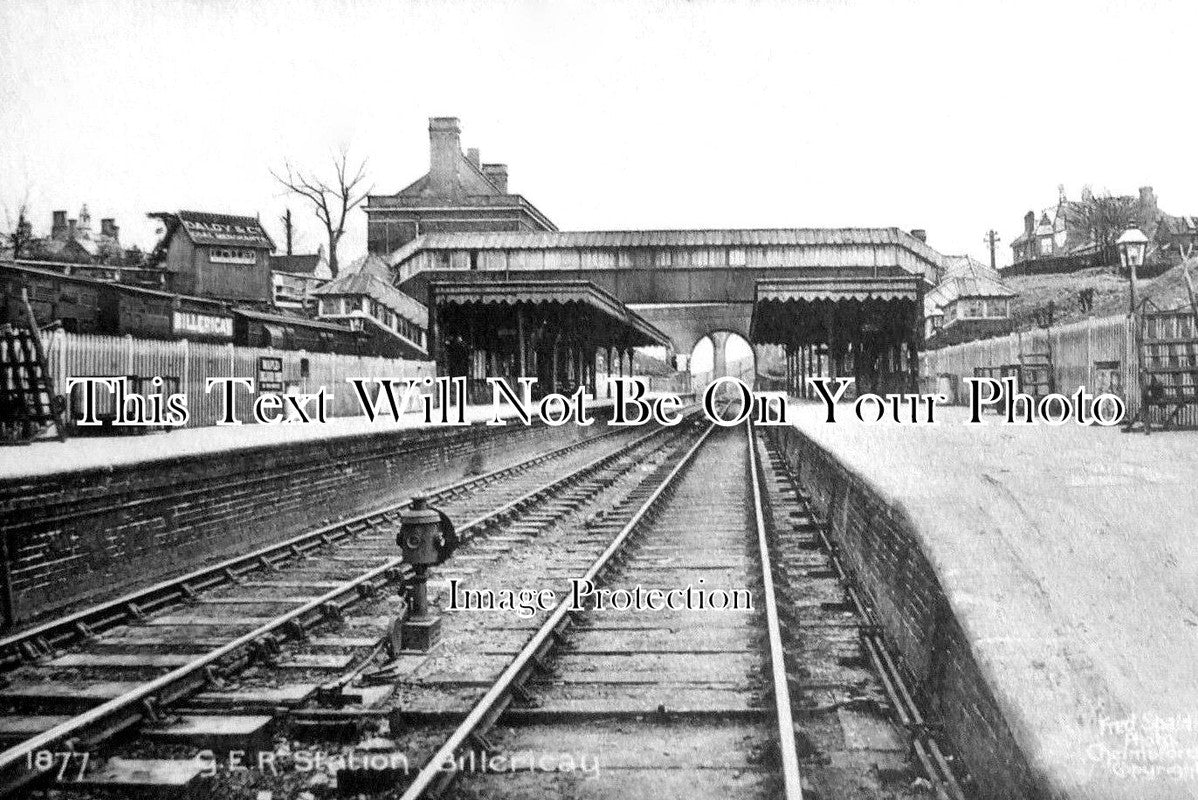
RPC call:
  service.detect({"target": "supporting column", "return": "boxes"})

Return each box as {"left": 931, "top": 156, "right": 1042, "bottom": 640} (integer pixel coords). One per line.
{"left": 516, "top": 305, "right": 527, "bottom": 384}
{"left": 710, "top": 331, "right": 730, "bottom": 379}
{"left": 606, "top": 346, "right": 614, "bottom": 398}
{"left": 550, "top": 334, "right": 561, "bottom": 395}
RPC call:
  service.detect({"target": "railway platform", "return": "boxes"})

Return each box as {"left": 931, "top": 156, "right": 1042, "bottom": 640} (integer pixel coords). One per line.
{"left": 768, "top": 402, "right": 1198, "bottom": 800}
{"left": 0, "top": 398, "right": 643, "bottom": 630}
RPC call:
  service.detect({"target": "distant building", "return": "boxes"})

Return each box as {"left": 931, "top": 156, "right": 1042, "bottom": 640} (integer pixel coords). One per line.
{"left": 313, "top": 254, "right": 428, "bottom": 359}
{"left": 147, "top": 210, "right": 275, "bottom": 304}
{"left": 925, "top": 255, "right": 1016, "bottom": 348}
{"left": 1008, "top": 185, "right": 1195, "bottom": 275}
{"left": 25, "top": 204, "right": 125, "bottom": 264}
{"left": 363, "top": 117, "right": 556, "bottom": 256}
{"left": 271, "top": 248, "right": 331, "bottom": 312}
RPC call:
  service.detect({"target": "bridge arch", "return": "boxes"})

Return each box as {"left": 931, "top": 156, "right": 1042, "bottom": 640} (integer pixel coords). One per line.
{"left": 688, "top": 330, "right": 758, "bottom": 393}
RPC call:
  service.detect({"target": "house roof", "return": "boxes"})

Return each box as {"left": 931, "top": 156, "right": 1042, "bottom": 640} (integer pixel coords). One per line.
{"left": 149, "top": 210, "right": 274, "bottom": 250}
{"left": 342, "top": 253, "right": 392, "bottom": 281}
{"left": 1, "top": 260, "right": 229, "bottom": 307}
{"left": 232, "top": 307, "right": 359, "bottom": 333}
{"left": 313, "top": 270, "right": 428, "bottom": 325}
{"left": 926, "top": 254, "right": 1015, "bottom": 308}
{"left": 271, "top": 254, "right": 322, "bottom": 274}
{"left": 927, "top": 274, "right": 1016, "bottom": 306}
{"left": 940, "top": 254, "right": 1000, "bottom": 281}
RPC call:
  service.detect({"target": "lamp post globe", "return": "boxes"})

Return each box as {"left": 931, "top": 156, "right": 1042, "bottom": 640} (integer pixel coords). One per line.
{"left": 1116, "top": 227, "right": 1148, "bottom": 316}
{"left": 1116, "top": 227, "right": 1148, "bottom": 273}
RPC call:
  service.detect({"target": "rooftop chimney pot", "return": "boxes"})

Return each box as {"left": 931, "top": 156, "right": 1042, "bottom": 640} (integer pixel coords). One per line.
{"left": 910, "top": 228, "right": 927, "bottom": 243}
{"left": 51, "top": 210, "right": 67, "bottom": 241}
{"left": 429, "top": 117, "right": 462, "bottom": 197}
{"left": 482, "top": 163, "right": 508, "bottom": 194}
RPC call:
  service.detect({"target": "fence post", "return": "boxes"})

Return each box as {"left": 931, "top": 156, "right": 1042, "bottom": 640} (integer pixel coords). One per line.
{"left": 1086, "top": 316, "right": 1093, "bottom": 390}
{"left": 181, "top": 339, "right": 190, "bottom": 410}
{"left": 125, "top": 333, "right": 134, "bottom": 376}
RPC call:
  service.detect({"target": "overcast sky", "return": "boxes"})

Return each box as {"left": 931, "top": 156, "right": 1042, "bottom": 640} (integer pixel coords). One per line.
{"left": 3, "top": 0, "right": 1197, "bottom": 267}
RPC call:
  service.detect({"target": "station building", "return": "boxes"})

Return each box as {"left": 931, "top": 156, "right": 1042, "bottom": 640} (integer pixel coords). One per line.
{"left": 369, "top": 117, "right": 945, "bottom": 397}
{"left": 364, "top": 117, "right": 556, "bottom": 255}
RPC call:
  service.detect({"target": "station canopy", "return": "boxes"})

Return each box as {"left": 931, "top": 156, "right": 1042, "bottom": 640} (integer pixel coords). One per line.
{"left": 431, "top": 279, "right": 671, "bottom": 349}
{"left": 750, "top": 276, "right": 924, "bottom": 345}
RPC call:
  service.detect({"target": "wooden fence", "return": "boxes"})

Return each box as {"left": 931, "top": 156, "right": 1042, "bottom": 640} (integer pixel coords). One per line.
{"left": 921, "top": 314, "right": 1140, "bottom": 413}
{"left": 44, "top": 331, "right": 434, "bottom": 428}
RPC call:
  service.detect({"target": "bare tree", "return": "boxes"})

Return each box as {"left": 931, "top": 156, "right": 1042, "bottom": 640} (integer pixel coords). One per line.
{"left": 3, "top": 189, "right": 35, "bottom": 260}
{"left": 271, "top": 149, "right": 371, "bottom": 278}
{"left": 1075, "top": 191, "right": 1137, "bottom": 267}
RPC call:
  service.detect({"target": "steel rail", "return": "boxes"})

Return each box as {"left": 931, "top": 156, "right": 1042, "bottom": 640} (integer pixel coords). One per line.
{"left": 770, "top": 438, "right": 964, "bottom": 800}
{"left": 0, "top": 421, "right": 688, "bottom": 795}
{"left": 0, "top": 423, "right": 645, "bottom": 658}
{"left": 746, "top": 419, "right": 804, "bottom": 800}
{"left": 396, "top": 420, "right": 716, "bottom": 800}
{"left": 0, "top": 557, "right": 402, "bottom": 793}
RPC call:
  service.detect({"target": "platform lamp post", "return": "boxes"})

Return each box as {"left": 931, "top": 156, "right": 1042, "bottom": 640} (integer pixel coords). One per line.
{"left": 1117, "top": 227, "right": 1148, "bottom": 316}
{"left": 1117, "top": 226, "right": 1149, "bottom": 433}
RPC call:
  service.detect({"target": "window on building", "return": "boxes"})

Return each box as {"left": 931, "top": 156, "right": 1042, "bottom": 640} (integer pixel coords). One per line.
{"left": 469, "top": 251, "right": 479, "bottom": 270}
{"left": 962, "top": 299, "right": 986, "bottom": 318}
{"left": 1038, "top": 238, "right": 1052, "bottom": 256}
{"left": 436, "top": 251, "right": 451, "bottom": 269}
{"left": 986, "top": 298, "right": 1010, "bottom": 318}
{"left": 728, "top": 248, "right": 746, "bottom": 266}
{"left": 656, "top": 250, "right": 673, "bottom": 267}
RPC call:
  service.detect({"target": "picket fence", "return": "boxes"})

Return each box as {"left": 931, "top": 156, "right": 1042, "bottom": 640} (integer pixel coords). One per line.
{"left": 43, "top": 331, "right": 434, "bottom": 428}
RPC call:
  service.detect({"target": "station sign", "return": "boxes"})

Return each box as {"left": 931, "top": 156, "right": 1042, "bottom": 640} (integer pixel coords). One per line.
{"left": 173, "top": 310, "right": 233, "bottom": 339}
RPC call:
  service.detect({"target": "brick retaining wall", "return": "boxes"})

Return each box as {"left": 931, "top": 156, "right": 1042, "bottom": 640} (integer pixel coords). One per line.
{"left": 0, "top": 414, "right": 618, "bottom": 628}
{"left": 766, "top": 425, "right": 1042, "bottom": 800}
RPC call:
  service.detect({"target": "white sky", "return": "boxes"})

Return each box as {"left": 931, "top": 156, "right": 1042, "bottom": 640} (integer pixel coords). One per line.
{"left": 4, "top": 0, "right": 1197, "bottom": 266}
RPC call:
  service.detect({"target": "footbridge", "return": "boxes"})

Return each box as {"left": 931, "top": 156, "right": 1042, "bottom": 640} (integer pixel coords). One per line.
{"left": 390, "top": 227, "right": 940, "bottom": 392}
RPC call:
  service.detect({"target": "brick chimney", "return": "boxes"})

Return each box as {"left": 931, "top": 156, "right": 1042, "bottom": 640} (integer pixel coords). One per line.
{"left": 428, "top": 117, "right": 462, "bottom": 197}
{"left": 1024, "top": 211, "right": 1035, "bottom": 237}
{"left": 67, "top": 218, "right": 77, "bottom": 239}
{"left": 52, "top": 210, "right": 67, "bottom": 241}
{"left": 482, "top": 163, "right": 508, "bottom": 193}
{"left": 909, "top": 229, "right": 927, "bottom": 243}
{"left": 1138, "top": 186, "right": 1158, "bottom": 226}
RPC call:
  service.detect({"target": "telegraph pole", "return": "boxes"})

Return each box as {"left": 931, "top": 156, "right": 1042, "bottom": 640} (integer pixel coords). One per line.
{"left": 281, "top": 209, "right": 294, "bottom": 255}
{"left": 983, "top": 229, "right": 1001, "bottom": 271}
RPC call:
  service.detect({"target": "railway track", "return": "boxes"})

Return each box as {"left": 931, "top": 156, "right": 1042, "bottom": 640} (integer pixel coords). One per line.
{"left": 393, "top": 420, "right": 804, "bottom": 800}
{"left": 0, "top": 417, "right": 698, "bottom": 796}
{"left": 0, "top": 414, "right": 968, "bottom": 799}
{"left": 390, "top": 420, "right": 965, "bottom": 800}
